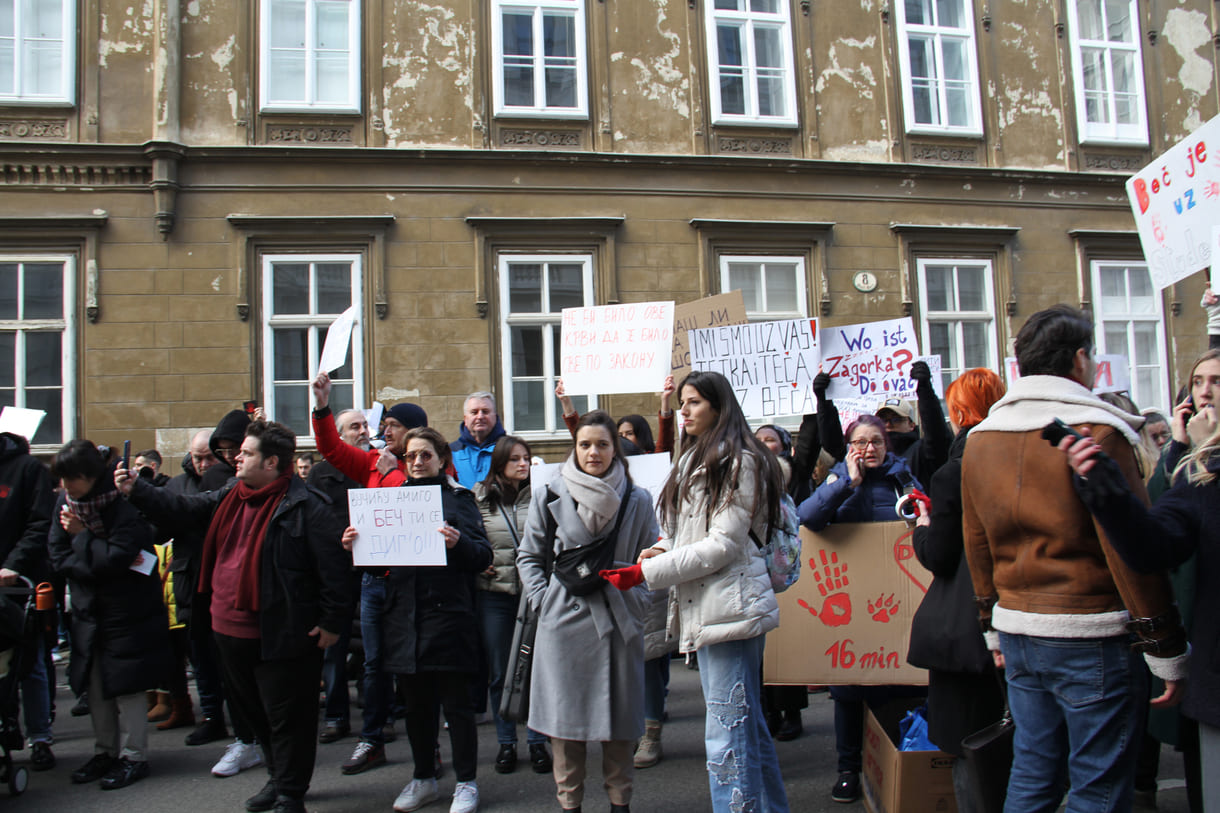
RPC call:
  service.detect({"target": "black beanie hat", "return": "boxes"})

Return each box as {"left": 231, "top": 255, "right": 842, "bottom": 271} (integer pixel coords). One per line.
{"left": 384, "top": 403, "right": 428, "bottom": 430}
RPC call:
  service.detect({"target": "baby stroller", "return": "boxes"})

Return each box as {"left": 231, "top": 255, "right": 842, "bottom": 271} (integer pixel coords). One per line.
{"left": 0, "top": 577, "right": 49, "bottom": 796}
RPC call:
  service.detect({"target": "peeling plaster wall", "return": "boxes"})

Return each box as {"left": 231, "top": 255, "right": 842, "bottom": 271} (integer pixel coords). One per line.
{"left": 180, "top": 0, "right": 246, "bottom": 145}
{"left": 987, "top": 4, "right": 1066, "bottom": 169}
{"left": 810, "top": 7, "right": 891, "bottom": 163}
{"left": 605, "top": 0, "right": 692, "bottom": 154}
{"left": 1161, "top": 5, "right": 1215, "bottom": 140}
{"left": 379, "top": 1, "right": 476, "bottom": 148}
{"left": 97, "top": 0, "right": 156, "bottom": 142}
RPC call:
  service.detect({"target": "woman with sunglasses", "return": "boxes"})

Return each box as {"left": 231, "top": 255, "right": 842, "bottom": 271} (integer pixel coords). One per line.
{"left": 797, "top": 413, "right": 925, "bottom": 803}
{"left": 342, "top": 427, "right": 492, "bottom": 813}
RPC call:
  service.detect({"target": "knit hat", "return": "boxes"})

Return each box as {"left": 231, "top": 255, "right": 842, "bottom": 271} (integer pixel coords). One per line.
{"left": 384, "top": 403, "right": 428, "bottom": 430}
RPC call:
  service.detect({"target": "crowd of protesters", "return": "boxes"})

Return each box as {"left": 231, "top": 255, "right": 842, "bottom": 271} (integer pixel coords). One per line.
{"left": 0, "top": 303, "right": 1215, "bottom": 812}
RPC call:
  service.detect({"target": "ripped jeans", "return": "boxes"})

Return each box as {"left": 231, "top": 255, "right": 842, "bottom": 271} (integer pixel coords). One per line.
{"left": 697, "top": 635, "right": 789, "bottom": 813}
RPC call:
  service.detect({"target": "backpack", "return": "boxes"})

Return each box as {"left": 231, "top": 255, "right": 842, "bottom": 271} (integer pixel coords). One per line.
{"left": 749, "top": 492, "right": 802, "bottom": 593}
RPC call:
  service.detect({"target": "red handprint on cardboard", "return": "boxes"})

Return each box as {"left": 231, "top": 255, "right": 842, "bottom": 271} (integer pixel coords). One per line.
{"left": 867, "top": 593, "right": 899, "bottom": 622}
{"left": 797, "top": 549, "right": 852, "bottom": 627}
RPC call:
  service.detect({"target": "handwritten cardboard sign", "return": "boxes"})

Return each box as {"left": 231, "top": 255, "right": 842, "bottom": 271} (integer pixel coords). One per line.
{"left": 688, "top": 318, "right": 819, "bottom": 420}
{"left": 1125, "top": 113, "right": 1220, "bottom": 289}
{"left": 671, "top": 291, "right": 748, "bottom": 381}
{"left": 346, "top": 486, "right": 446, "bottom": 567}
{"left": 561, "top": 302, "right": 674, "bottom": 396}
{"left": 1004, "top": 354, "right": 1131, "bottom": 394}
{"left": 822, "top": 318, "right": 920, "bottom": 403}
{"left": 763, "top": 521, "right": 931, "bottom": 686}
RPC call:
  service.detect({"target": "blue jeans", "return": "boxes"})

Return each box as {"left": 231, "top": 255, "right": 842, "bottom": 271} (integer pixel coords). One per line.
{"left": 477, "top": 590, "right": 544, "bottom": 746}
{"left": 643, "top": 655, "right": 670, "bottom": 722}
{"left": 359, "top": 573, "right": 393, "bottom": 744}
{"left": 999, "top": 632, "right": 1145, "bottom": 813}
{"left": 697, "top": 635, "right": 789, "bottom": 813}
{"left": 322, "top": 623, "right": 352, "bottom": 725}
{"left": 21, "top": 635, "right": 51, "bottom": 744}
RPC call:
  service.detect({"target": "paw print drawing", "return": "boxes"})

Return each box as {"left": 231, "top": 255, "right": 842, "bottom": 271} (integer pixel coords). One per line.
{"left": 797, "top": 549, "right": 852, "bottom": 627}
{"left": 867, "top": 593, "right": 899, "bottom": 623}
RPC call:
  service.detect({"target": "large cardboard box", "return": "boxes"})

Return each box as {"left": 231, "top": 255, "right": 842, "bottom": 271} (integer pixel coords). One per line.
{"left": 764, "top": 521, "right": 932, "bottom": 685}
{"left": 863, "top": 703, "right": 957, "bottom": 813}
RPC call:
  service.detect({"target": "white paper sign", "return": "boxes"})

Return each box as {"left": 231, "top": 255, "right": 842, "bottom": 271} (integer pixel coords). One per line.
{"left": 625, "top": 452, "right": 673, "bottom": 508}
{"left": 917, "top": 355, "right": 945, "bottom": 399}
{"left": 560, "top": 302, "right": 674, "bottom": 396}
{"left": 129, "top": 549, "right": 157, "bottom": 576}
{"left": 688, "top": 318, "right": 820, "bottom": 420}
{"left": 1004, "top": 354, "right": 1131, "bottom": 394}
{"left": 1125, "top": 114, "right": 1220, "bottom": 288}
{"left": 317, "top": 306, "right": 357, "bottom": 376}
{"left": 0, "top": 407, "right": 46, "bottom": 441}
{"left": 346, "top": 486, "right": 446, "bottom": 567}
{"left": 821, "top": 318, "right": 920, "bottom": 403}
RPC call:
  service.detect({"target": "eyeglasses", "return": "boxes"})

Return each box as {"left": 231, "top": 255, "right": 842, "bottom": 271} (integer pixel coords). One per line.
{"left": 849, "top": 439, "right": 884, "bottom": 450}
{"left": 215, "top": 446, "right": 239, "bottom": 460}
{"left": 878, "top": 415, "right": 909, "bottom": 427}
{"left": 405, "top": 450, "right": 435, "bottom": 463}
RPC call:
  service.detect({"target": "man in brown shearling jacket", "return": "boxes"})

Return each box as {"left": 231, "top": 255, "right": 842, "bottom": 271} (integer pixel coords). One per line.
{"left": 961, "top": 305, "right": 1188, "bottom": 812}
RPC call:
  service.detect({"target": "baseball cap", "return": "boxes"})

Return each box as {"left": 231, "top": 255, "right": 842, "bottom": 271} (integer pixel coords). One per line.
{"left": 874, "top": 398, "right": 915, "bottom": 422}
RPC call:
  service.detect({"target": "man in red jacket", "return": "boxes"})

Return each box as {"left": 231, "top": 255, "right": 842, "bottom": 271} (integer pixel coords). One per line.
{"left": 310, "top": 372, "right": 427, "bottom": 488}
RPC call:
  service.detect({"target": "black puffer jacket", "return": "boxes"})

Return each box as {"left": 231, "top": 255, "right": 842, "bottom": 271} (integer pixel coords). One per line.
{"left": 48, "top": 480, "right": 172, "bottom": 698}
{"left": 381, "top": 476, "right": 492, "bottom": 675}
{"left": 0, "top": 432, "right": 54, "bottom": 583}
{"left": 162, "top": 453, "right": 208, "bottom": 621}
{"left": 128, "top": 474, "right": 353, "bottom": 661}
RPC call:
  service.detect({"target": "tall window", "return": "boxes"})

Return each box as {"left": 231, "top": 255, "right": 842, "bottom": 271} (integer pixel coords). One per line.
{"left": 0, "top": 256, "right": 74, "bottom": 446}
{"left": 261, "top": 254, "right": 363, "bottom": 438}
{"left": 0, "top": 0, "right": 74, "bottom": 104}
{"left": 720, "top": 255, "right": 806, "bottom": 320}
{"left": 705, "top": 0, "right": 798, "bottom": 126}
{"left": 917, "top": 259, "right": 997, "bottom": 392}
{"left": 1091, "top": 260, "right": 1167, "bottom": 411}
{"left": 492, "top": 0, "right": 587, "bottom": 118}
{"left": 895, "top": 0, "right": 981, "bottom": 135}
{"left": 260, "top": 0, "right": 360, "bottom": 112}
{"left": 1066, "top": 0, "right": 1147, "bottom": 144}
{"left": 499, "top": 254, "right": 595, "bottom": 434}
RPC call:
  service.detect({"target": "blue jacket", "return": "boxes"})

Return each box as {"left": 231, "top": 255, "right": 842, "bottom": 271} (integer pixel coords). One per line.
{"left": 450, "top": 420, "right": 507, "bottom": 488}
{"left": 798, "top": 453, "right": 921, "bottom": 530}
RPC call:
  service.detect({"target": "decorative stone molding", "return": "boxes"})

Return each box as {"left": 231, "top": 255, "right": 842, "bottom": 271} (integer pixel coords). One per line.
{"left": 0, "top": 119, "right": 68, "bottom": 140}
{"left": 715, "top": 135, "right": 793, "bottom": 155}
{"left": 910, "top": 143, "right": 979, "bottom": 164}
{"left": 1080, "top": 152, "right": 1145, "bottom": 172}
{"left": 265, "top": 124, "right": 354, "bottom": 144}
{"left": 0, "top": 163, "right": 150, "bottom": 185}
{"left": 499, "top": 128, "right": 582, "bottom": 149}
{"left": 145, "top": 141, "right": 185, "bottom": 238}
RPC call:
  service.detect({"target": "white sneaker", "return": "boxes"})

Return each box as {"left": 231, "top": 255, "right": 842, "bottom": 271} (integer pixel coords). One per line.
{"left": 211, "top": 740, "right": 263, "bottom": 777}
{"left": 450, "top": 781, "right": 478, "bottom": 813}
{"left": 393, "top": 777, "right": 439, "bottom": 812}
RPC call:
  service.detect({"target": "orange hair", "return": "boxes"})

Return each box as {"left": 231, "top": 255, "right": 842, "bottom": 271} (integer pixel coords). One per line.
{"left": 945, "top": 368, "right": 1007, "bottom": 429}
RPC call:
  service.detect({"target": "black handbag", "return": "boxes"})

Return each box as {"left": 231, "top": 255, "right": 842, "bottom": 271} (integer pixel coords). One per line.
{"left": 958, "top": 675, "right": 1014, "bottom": 813}
{"left": 550, "top": 492, "right": 630, "bottom": 597}
{"left": 499, "top": 592, "right": 538, "bottom": 723}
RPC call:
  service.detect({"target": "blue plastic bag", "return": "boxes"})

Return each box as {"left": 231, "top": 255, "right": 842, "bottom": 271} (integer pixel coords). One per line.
{"left": 898, "top": 705, "right": 936, "bottom": 752}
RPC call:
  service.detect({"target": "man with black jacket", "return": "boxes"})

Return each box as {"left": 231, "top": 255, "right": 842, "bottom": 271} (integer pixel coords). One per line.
{"left": 0, "top": 430, "right": 56, "bottom": 770}
{"left": 118, "top": 420, "right": 352, "bottom": 813}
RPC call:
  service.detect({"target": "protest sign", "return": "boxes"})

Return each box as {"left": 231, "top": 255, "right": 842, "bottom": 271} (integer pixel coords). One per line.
{"left": 821, "top": 318, "right": 920, "bottom": 403}
{"left": 1004, "top": 354, "right": 1131, "bottom": 394}
{"left": 917, "top": 355, "right": 944, "bottom": 399}
{"left": 346, "top": 485, "right": 446, "bottom": 567}
{"left": 561, "top": 302, "right": 674, "bottom": 396}
{"left": 763, "top": 521, "right": 931, "bottom": 686}
{"left": 625, "top": 452, "right": 672, "bottom": 507}
{"left": 0, "top": 407, "right": 45, "bottom": 441}
{"left": 689, "top": 318, "right": 819, "bottom": 420}
{"left": 317, "top": 305, "right": 357, "bottom": 376}
{"left": 1125, "top": 113, "right": 1220, "bottom": 288}
{"left": 671, "top": 291, "right": 748, "bottom": 381}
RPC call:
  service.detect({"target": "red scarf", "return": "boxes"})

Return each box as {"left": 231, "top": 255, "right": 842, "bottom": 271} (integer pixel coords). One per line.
{"left": 199, "top": 473, "right": 292, "bottom": 612}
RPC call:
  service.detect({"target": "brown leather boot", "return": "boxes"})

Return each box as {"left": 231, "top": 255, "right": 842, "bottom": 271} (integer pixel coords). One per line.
{"left": 157, "top": 696, "right": 195, "bottom": 730}
{"left": 147, "top": 691, "right": 171, "bottom": 722}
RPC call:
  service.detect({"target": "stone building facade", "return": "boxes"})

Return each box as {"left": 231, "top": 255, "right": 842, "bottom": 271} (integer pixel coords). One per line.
{"left": 0, "top": 0, "right": 1215, "bottom": 456}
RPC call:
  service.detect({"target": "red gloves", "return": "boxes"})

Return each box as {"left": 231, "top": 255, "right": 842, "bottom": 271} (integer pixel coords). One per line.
{"left": 910, "top": 488, "right": 932, "bottom": 517}
{"left": 600, "top": 564, "right": 645, "bottom": 590}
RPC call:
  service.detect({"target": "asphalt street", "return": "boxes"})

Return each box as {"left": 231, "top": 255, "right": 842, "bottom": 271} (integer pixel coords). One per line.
{"left": 0, "top": 658, "right": 1193, "bottom": 812}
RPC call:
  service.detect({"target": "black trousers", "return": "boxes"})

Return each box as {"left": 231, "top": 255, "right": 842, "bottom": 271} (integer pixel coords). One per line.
{"left": 401, "top": 671, "right": 478, "bottom": 783}
{"left": 213, "top": 632, "right": 323, "bottom": 800}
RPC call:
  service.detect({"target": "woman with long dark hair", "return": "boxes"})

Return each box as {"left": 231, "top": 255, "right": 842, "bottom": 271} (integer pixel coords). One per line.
{"left": 517, "top": 410, "right": 658, "bottom": 813}
{"left": 473, "top": 435, "right": 551, "bottom": 775}
{"left": 606, "top": 370, "right": 789, "bottom": 812}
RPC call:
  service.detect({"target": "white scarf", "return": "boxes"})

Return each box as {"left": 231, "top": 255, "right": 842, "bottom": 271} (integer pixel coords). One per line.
{"left": 974, "top": 375, "right": 1143, "bottom": 445}
{"left": 561, "top": 455, "right": 627, "bottom": 535}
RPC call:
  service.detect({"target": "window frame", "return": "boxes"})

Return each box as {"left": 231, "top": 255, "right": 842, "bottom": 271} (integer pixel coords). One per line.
{"left": 1088, "top": 259, "right": 1169, "bottom": 411}
{"left": 0, "top": 0, "right": 75, "bottom": 105}
{"left": 893, "top": 0, "right": 983, "bottom": 136}
{"left": 497, "top": 252, "right": 596, "bottom": 438}
{"left": 703, "top": 0, "right": 799, "bottom": 128}
{"left": 915, "top": 257, "right": 999, "bottom": 391}
{"left": 0, "top": 253, "right": 76, "bottom": 448}
{"left": 1065, "top": 0, "right": 1148, "bottom": 146}
{"left": 717, "top": 253, "right": 808, "bottom": 321}
{"left": 490, "top": 0, "right": 588, "bottom": 119}
{"left": 259, "top": 0, "right": 362, "bottom": 114}
{"left": 259, "top": 252, "right": 365, "bottom": 440}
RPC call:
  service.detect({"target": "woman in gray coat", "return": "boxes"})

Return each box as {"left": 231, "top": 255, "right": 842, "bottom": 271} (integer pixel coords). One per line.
{"left": 516, "top": 410, "right": 657, "bottom": 813}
